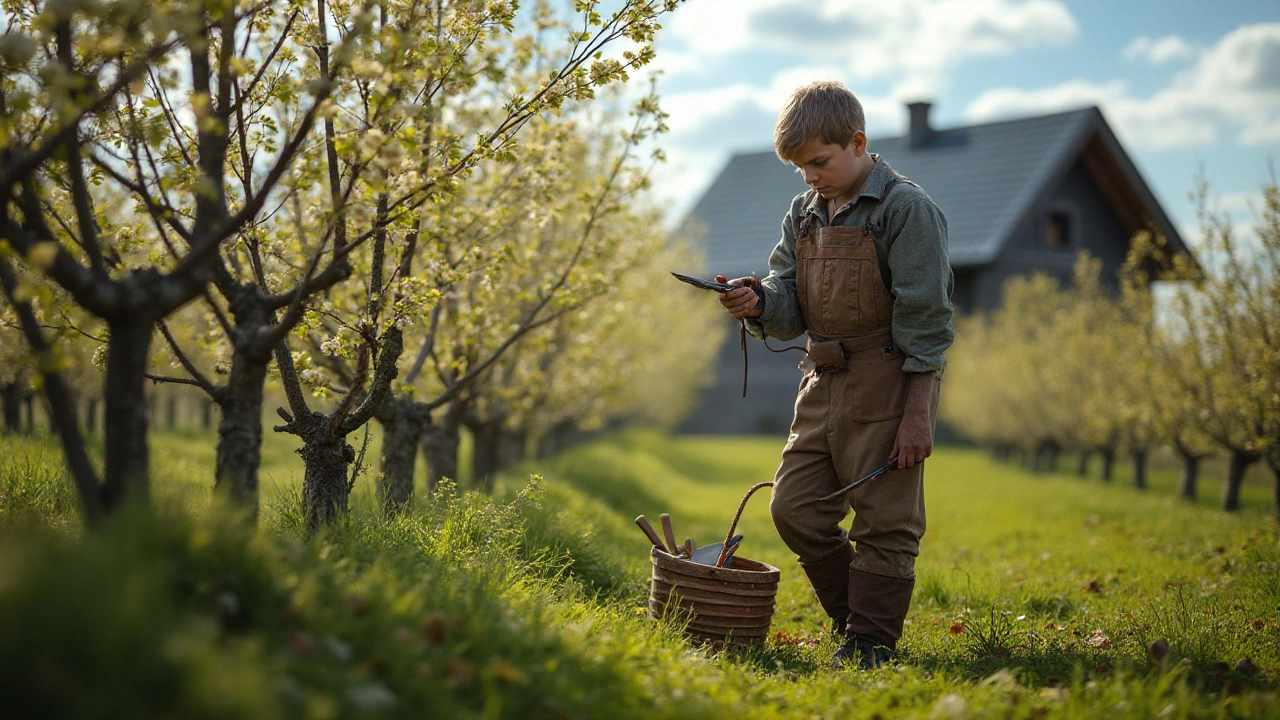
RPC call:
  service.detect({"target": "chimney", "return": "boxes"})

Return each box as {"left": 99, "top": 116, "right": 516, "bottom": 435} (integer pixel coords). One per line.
{"left": 907, "top": 101, "right": 933, "bottom": 149}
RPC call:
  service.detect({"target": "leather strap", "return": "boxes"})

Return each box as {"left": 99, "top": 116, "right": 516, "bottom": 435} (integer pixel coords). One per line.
{"left": 739, "top": 321, "right": 808, "bottom": 398}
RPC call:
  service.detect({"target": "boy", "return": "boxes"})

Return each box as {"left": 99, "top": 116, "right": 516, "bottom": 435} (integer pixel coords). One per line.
{"left": 716, "top": 81, "right": 953, "bottom": 669}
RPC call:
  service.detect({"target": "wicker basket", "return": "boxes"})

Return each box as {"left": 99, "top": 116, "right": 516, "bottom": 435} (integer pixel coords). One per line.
{"left": 650, "top": 481, "right": 778, "bottom": 645}
{"left": 648, "top": 546, "right": 780, "bottom": 646}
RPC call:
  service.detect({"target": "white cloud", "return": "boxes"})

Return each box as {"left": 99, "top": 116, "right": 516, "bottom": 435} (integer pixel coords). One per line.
{"left": 966, "top": 22, "right": 1280, "bottom": 150}
{"left": 663, "top": 0, "right": 1077, "bottom": 95}
{"left": 645, "top": 1, "right": 1081, "bottom": 222}
{"left": 1122, "top": 35, "right": 1196, "bottom": 64}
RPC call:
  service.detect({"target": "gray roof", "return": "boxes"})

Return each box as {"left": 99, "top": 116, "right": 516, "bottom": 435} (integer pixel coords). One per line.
{"left": 680, "top": 106, "right": 1186, "bottom": 274}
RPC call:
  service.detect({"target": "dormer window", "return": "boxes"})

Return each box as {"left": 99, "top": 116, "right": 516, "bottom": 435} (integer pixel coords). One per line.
{"left": 1046, "top": 211, "right": 1070, "bottom": 249}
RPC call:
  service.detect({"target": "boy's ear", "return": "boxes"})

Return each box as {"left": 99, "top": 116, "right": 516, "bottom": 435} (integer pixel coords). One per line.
{"left": 850, "top": 130, "right": 868, "bottom": 155}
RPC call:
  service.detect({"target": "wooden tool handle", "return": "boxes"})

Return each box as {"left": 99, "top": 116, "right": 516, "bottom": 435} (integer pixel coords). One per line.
{"left": 634, "top": 515, "right": 665, "bottom": 549}
{"left": 659, "top": 514, "right": 677, "bottom": 555}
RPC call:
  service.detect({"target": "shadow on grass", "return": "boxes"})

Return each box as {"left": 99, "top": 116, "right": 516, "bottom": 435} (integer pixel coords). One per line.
{"left": 547, "top": 451, "right": 666, "bottom": 519}
{"left": 901, "top": 648, "right": 1274, "bottom": 696}
{"left": 632, "top": 435, "right": 779, "bottom": 488}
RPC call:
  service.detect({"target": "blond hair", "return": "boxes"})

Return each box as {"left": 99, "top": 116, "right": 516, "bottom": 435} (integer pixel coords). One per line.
{"left": 773, "top": 81, "right": 865, "bottom": 162}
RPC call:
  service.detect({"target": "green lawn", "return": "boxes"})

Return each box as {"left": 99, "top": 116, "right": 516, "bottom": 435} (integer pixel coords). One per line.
{"left": 1, "top": 428, "right": 1276, "bottom": 719}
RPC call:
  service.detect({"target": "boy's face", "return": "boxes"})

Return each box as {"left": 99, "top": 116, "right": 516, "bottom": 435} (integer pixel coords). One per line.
{"left": 790, "top": 131, "right": 868, "bottom": 205}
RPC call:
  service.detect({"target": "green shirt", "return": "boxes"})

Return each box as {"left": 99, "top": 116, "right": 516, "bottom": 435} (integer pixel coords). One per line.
{"left": 746, "top": 155, "right": 955, "bottom": 374}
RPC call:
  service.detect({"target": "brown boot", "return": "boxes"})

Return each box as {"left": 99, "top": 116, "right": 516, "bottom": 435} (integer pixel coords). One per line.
{"left": 846, "top": 569, "right": 915, "bottom": 652}
{"left": 800, "top": 542, "right": 853, "bottom": 632}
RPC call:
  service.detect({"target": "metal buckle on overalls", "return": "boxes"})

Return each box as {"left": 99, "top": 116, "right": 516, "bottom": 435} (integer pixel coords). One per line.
{"left": 806, "top": 340, "right": 848, "bottom": 375}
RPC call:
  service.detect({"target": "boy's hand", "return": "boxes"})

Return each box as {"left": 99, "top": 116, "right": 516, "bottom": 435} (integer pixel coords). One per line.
{"left": 716, "top": 275, "right": 763, "bottom": 319}
{"left": 889, "top": 372, "right": 936, "bottom": 470}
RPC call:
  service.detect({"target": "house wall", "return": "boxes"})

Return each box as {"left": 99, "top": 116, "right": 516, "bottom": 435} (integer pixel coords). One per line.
{"left": 974, "top": 157, "right": 1131, "bottom": 309}
{"left": 678, "top": 316, "right": 805, "bottom": 435}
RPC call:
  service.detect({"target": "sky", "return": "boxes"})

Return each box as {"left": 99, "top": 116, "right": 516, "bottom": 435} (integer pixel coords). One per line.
{"left": 637, "top": 0, "right": 1280, "bottom": 245}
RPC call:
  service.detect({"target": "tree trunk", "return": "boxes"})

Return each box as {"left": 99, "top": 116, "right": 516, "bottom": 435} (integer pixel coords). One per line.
{"left": 102, "top": 318, "right": 154, "bottom": 509}
{"left": 1075, "top": 451, "right": 1090, "bottom": 477}
{"left": 23, "top": 392, "right": 36, "bottom": 433}
{"left": 1014, "top": 447, "right": 1029, "bottom": 469}
{"left": 1, "top": 382, "right": 20, "bottom": 434}
{"left": 1130, "top": 450, "right": 1147, "bottom": 490}
{"left": 85, "top": 397, "right": 99, "bottom": 434}
{"left": 470, "top": 419, "right": 502, "bottom": 493}
{"left": 422, "top": 401, "right": 462, "bottom": 493}
{"left": 1098, "top": 447, "right": 1115, "bottom": 482}
{"left": 1032, "top": 440, "right": 1059, "bottom": 473}
{"left": 277, "top": 327, "right": 403, "bottom": 531}
{"left": 536, "top": 420, "right": 577, "bottom": 459}
{"left": 300, "top": 428, "right": 356, "bottom": 532}
{"left": 214, "top": 346, "right": 271, "bottom": 516}
{"left": 497, "top": 428, "right": 527, "bottom": 473}
{"left": 165, "top": 395, "right": 178, "bottom": 429}
{"left": 1044, "top": 442, "right": 1059, "bottom": 473}
{"left": 1221, "top": 449, "right": 1259, "bottom": 512}
{"left": 1176, "top": 448, "right": 1200, "bottom": 501}
{"left": 282, "top": 409, "right": 357, "bottom": 532}
{"left": 1270, "top": 458, "right": 1280, "bottom": 517}
{"left": 201, "top": 398, "right": 213, "bottom": 430}
{"left": 376, "top": 396, "right": 429, "bottom": 512}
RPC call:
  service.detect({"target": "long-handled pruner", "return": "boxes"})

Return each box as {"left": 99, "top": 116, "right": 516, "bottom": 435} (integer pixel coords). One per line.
{"left": 818, "top": 459, "right": 898, "bottom": 502}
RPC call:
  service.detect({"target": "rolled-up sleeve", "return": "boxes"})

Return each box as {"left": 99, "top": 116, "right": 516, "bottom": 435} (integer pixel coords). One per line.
{"left": 745, "top": 200, "right": 807, "bottom": 341}
{"left": 884, "top": 198, "right": 954, "bottom": 374}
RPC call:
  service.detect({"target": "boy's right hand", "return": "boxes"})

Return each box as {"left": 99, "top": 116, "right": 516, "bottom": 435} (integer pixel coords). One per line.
{"left": 716, "top": 275, "right": 763, "bottom": 319}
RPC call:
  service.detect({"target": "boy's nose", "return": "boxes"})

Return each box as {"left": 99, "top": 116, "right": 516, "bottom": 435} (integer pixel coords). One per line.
{"left": 802, "top": 168, "right": 818, "bottom": 184}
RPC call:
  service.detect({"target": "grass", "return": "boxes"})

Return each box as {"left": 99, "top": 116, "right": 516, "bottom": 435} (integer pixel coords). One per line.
{"left": 0, "top": 427, "right": 1277, "bottom": 719}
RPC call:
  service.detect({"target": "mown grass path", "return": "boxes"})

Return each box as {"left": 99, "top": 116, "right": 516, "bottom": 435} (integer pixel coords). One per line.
{"left": 540, "top": 432, "right": 1279, "bottom": 717}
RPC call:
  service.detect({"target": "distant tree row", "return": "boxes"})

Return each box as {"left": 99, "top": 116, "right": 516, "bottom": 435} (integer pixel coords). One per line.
{"left": 0, "top": 0, "right": 710, "bottom": 530}
{"left": 941, "top": 178, "right": 1280, "bottom": 513}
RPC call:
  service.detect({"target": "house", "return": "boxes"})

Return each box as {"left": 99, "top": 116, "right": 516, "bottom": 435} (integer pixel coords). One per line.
{"left": 677, "top": 103, "right": 1191, "bottom": 435}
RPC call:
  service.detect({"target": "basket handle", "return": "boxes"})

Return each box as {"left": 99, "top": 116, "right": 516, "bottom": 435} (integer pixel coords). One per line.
{"left": 715, "top": 481, "right": 774, "bottom": 567}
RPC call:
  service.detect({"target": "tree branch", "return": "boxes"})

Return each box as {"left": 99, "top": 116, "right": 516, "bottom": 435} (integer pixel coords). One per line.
{"left": 0, "top": 256, "right": 104, "bottom": 525}
{"left": 1, "top": 37, "right": 184, "bottom": 186}
{"left": 156, "top": 319, "right": 222, "bottom": 399}
{"left": 339, "top": 325, "right": 403, "bottom": 434}
{"left": 274, "top": 337, "right": 311, "bottom": 420}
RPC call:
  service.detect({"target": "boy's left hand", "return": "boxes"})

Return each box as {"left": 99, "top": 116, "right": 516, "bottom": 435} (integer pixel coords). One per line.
{"left": 889, "top": 372, "right": 936, "bottom": 470}
{"left": 890, "top": 407, "right": 932, "bottom": 470}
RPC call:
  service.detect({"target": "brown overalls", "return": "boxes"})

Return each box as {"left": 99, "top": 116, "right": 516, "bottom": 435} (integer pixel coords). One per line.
{"left": 768, "top": 176, "right": 939, "bottom": 649}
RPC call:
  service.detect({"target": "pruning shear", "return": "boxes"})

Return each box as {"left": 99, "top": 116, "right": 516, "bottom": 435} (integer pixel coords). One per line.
{"left": 818, "top": 459, "right": 898, "bottom": 502}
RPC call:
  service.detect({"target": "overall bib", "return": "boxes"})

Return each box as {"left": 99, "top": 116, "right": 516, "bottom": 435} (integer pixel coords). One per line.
{"left": 768, "top": 177, "right": 936, "bottom": 648}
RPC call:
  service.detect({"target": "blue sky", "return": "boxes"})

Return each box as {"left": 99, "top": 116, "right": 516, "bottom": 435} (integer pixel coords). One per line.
{"left": 640, "top": 0, "right": 1280, "bottom": 245}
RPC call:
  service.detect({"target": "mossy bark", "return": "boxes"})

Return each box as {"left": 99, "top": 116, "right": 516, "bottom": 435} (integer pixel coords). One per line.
{"left": 1097, "top": 447, "right": 1115, "bottom": 482}
{"left": 376, "top": 396, "right": 430, "bottom": 512}
{"left": 1220, "top": 449, "right": 1259, "bottom": 512}
{"left": 102, "top": 317, "right": 153, "bottom": 509}
{"left": 1130, "top": 450, "right": 1147, "bottom": 490}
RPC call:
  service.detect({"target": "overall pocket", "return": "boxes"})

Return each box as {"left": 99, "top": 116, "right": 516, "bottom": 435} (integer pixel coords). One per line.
{"left": 844, "top": 345, "right": 910, "bottom": 423}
